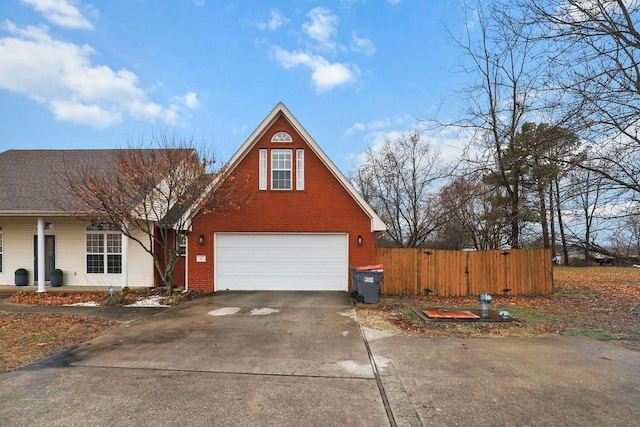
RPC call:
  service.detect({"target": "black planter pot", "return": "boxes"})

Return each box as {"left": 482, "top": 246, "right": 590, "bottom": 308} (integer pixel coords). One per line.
{"left": 50, "top": 270, "right": 63, "bottom": 287}
{"left": 15, "top": 272, "right": 28, "bottom": 286}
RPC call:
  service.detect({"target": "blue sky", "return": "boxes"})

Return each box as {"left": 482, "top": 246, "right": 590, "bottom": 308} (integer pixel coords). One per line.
{"left": 0, "top": 0, "right": 470, "bottom": 172}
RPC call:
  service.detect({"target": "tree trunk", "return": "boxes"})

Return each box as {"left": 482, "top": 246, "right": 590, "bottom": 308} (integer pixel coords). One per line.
{"left": 549, "top": 185, "right": 556, "bottom": 255}
{"left": 538, "top": 183, "right": 550, "bottom": 248}
{"left": 555, "top": 180, "right": 569, "bottom": 265}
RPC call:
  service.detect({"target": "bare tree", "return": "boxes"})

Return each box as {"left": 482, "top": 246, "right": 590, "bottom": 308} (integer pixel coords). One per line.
{"left": 435, "top": 174, "right": 511, "bottom": 250}
{"left": 61, "top": 133, "right": 243, "bottom": 294}
{"left": 564, "top": 162, "right": 613, "bottom": 264}
{"left": 511, "top": 0, "right": 640, "bottom": 197}
{"left": 452, "top": 2, "right": 549, "bottom": 248}
{"left": 351, "top": 130, "right": 446, "bottom": 247}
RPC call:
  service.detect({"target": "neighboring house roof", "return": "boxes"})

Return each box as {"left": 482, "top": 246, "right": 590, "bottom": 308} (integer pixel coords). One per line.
{"left": 0, "top": 149, "right": 121, "bottom": 215}
{"left": 202, "top": 102, "right": 387, "bottom": 232}
{"left": 0, "top": 148, "right": 193, "bottom": 216}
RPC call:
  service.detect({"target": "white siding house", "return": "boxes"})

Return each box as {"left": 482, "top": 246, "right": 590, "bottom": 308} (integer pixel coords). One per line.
{"left": 0, "top": 150, "right": 159, "bottom": 290}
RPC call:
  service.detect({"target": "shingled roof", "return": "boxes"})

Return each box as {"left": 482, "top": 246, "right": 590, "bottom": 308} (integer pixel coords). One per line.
{"left": 0, "top": 150, "right": 119, "bottom": 214}
{"left": 0, "top": 149, "right": 192, "bottom": 215}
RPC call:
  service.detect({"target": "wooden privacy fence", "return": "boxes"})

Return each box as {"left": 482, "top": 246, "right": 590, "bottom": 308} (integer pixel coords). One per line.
{"left": 375, "top": 248, "right": 553, "bottom": 296}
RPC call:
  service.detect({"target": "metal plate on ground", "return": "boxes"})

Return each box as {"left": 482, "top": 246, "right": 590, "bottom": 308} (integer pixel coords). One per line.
{"left": 413, "top": 307, "right": 515, "bottom": 322}
{"left": 423, "top": 309, "right": 480, "bottom": 319}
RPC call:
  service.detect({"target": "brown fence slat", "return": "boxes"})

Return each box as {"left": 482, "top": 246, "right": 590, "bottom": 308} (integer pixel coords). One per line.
{"left": 376, "top": 248, "right": 553, "bottom": 297}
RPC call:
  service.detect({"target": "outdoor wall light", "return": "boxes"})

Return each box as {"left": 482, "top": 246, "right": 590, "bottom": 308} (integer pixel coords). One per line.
{"left": 357, "top": 235, "right": 363, "bottom": 246}
{"left": 198, "top": 234, "right": 205, "bottom": 245}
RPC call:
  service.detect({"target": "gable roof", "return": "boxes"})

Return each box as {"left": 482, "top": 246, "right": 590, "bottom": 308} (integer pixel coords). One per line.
{"left": 222, "top": 102, "right": 386, "bottom": 232}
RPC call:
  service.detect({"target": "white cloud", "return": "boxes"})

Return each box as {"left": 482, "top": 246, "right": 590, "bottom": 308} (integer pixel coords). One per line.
{"left": 21, "top": 0, "right": 93, "bottom": 30}
{"left": 272, "top": 46, "right": 358, "bottom": 92}
{"left": 183, "top": 92, "right": 200, "bottom": 109}
{"left": 387, "top": 0, "right": 401, "bottom": 5}
{"left": 350, "top": 31, "right": 375, "bottom": 56}
{"left": 345, "top": 116, "right": 411, "bottom": 135}
{"left": 303, "top": 7, "right": 340, "bottom": 52}
{"left": 50, "top": 100, "right": 121, "bottom": 127}
{"left": 193, "top": 0, "right": 205, "bottom": 6}
{"left": 257, "top": 9, "right": 288, "bottom": 31}
{"left": 0, "top": 22, "right": 185, "bottom": 128}
{"left": 345, "top": 122, "right": 366, "bottom": 135}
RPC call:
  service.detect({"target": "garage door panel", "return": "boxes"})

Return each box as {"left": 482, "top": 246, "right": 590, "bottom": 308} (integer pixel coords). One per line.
{"left": 215, "top": 233, "right": 348, "bottom": 291}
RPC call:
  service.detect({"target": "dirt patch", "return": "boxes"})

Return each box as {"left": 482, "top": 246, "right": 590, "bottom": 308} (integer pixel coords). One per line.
{"left": 355, "top": 266, "right": 640, "bottom": 350}
{"left": 0, "top": 312, "right": 118, "bottom": 373}
{"left": 0, "top": 288, "right": 205, "bottom": 373}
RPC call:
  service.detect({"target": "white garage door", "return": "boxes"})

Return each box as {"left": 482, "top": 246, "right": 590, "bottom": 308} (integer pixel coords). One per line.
{"left": 215, "top": 233, "right": 348, "bottom": 291}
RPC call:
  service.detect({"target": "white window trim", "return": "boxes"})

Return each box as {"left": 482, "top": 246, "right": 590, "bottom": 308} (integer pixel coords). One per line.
{"left": 259, "top": 149, "right": 267, "bottom": 190}
{"left": 271, "top": 149, "right": 292, "bottom": 190}
{"left": 271, "top": 131, "right": 292, "bottom": 142}
{"left": 86, "top": 228, "right": 122, "bottom": 274}
{"left": 296, "top": 149, "right": 304, "bottom": 190}
{"left": 0, "top": 224, "right": 3, "bottom": 273}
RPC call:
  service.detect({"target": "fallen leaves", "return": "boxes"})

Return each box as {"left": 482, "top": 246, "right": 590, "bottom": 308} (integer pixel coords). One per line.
{"left": 356, "top": 266, "right": 640, "bottom": 348}
{"left": 6, "top": 288, "right": 204, "bottom": 307}
{"left": 0, "top": 312, "right": 118, "bottom": 373}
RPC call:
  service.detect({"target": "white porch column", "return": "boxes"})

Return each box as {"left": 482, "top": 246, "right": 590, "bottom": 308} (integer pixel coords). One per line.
{"left": 37, "top": 218, "right": 46, "bottom": 293}
{"left": 121, "top": 223, "right": 129, "bottom": 289}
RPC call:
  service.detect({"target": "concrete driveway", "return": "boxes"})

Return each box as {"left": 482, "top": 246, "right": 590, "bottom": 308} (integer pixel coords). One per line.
{"left": 0, "top": 292, "right": 388, "bottom": 426}
{"left": 1, "top": 292, "right": 639, "bottom": 426}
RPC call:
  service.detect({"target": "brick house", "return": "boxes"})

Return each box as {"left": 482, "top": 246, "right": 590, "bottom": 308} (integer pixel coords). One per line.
{"left": 186, "top": 102, "right": 386, "bottom": 292}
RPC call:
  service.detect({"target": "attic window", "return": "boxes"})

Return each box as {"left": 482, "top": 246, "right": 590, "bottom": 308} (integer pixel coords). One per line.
{"left": 271, "top": 131, "right": 292, "bottom": 143}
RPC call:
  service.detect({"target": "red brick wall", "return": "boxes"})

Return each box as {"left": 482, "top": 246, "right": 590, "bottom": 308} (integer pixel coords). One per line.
{"left": 153, "top": 228, "right": 186, "bottom": 288}
{"left": 188, "top": 115, "right": 378, "bottom": 292}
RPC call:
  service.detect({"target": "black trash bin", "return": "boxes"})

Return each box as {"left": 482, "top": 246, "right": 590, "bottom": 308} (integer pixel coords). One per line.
{"left": 351, "top": 265, "right": 384, "bottom": 304}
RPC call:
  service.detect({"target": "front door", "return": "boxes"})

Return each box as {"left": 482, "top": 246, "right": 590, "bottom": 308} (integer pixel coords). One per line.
{"left": 34, "top": 235, "right": 55, "bottom": 282}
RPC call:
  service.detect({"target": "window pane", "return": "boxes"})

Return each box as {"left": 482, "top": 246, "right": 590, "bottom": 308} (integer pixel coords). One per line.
{"left": 259, "top": 149, "right": 267, "bottom": 190}
{"left": 87, "top": 254, "right": 104, "bottom": 273}
{"left": 272, "top": 170, "right": 291, "bottom": 189}
{"left": 271, "top": 131, "right": 292, "bottom": 142}
{"left": 296, "top": 149, "right": 304, "bottom": 190}
{"left": 86, "top": 234, "right": 104, "bottom": 253}
{"left": 107, "top": 233, "right": 122, "bottom": 254}
{"left": 107, "top": 254, "right": 122, "bottom": 274}
{"left": 177, "top": 235, "right": 187, "bottom": 256}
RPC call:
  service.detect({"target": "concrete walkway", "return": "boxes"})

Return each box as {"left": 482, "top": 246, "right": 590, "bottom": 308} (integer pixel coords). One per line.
{"left": 366, "top": 332, "right": 640, "bottom": 426}
{"left": 1, "top": 292, "right": 639, "bottom": 426}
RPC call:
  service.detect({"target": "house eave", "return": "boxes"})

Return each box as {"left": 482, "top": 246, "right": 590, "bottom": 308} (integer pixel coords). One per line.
{"left": 0, "top": 211, "right": 74, "bottom": 217}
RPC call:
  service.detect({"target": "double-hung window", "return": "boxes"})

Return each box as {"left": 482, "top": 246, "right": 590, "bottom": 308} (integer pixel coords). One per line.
{"left": 271, "top": 149, "right": 292, "bottom": 190}
{"left": 86, "top": 225, "right": 122, "bottom": 274}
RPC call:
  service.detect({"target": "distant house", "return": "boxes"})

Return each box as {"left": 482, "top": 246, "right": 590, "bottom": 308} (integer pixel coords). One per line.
{"left": 0, "top": 103, "right": 386, "bottom": 292}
